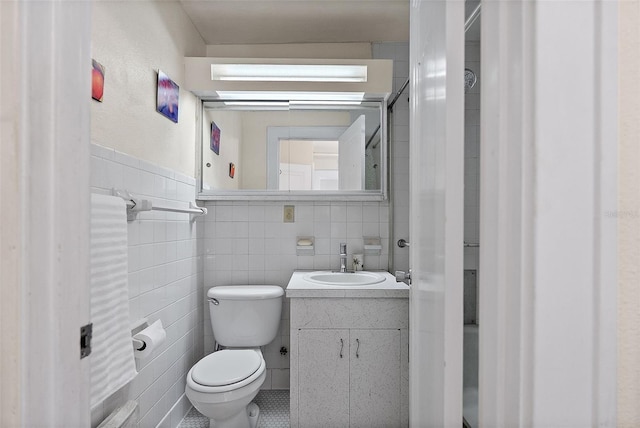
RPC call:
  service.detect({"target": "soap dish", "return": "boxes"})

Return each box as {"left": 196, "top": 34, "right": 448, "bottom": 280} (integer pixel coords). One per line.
{"left": 363, "top": 236, "right": 382, "bottom": 255}
{"left": 296, "top": 236, "right": 315, "bottom": 256}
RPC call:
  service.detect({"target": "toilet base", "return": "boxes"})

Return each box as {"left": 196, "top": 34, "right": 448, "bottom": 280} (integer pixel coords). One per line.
{"left": 207, "top": 402, "right": 260, "bottom": 428}
{"left": 247, "top": 402, "right": 260, "bottom": 428}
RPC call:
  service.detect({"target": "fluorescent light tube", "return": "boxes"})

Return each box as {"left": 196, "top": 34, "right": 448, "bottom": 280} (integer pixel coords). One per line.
{"left": 289, "top": 100, "right": 362, "bottom": 106}
{"left": 223, "top": 101, "right": 290, "bottom": 107}
{"left": 211, "top": 64, "right": 367, "bottom": 82}
{"left": 215, "top": 91, "right": 365, "bottom": 102}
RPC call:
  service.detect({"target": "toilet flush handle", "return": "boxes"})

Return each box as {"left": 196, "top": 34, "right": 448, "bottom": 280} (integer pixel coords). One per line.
{"left": 208, "top": 298, "right": 219, "bottom": 305}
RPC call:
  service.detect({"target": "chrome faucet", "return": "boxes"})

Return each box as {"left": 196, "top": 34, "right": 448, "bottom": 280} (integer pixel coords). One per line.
{"left": 339, "top": 243, "right": 348, "bottom": 273}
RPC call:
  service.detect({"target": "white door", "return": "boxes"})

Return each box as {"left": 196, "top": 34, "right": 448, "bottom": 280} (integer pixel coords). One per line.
{"left": 338, "top": 115, "right": 366, "bottom": 190}
{"left": 409, "top": 0, "right": 465, "bottom": 427}
{"left": 279, "top": 163, "right": 313, "bottom": 191}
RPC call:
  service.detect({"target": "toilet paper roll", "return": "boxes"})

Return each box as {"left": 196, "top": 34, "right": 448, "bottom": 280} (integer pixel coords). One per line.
{"left": 133, "top": 319, "right": 166, "bottom": 360}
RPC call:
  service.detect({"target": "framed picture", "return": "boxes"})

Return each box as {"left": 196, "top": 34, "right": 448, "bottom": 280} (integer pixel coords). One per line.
{"left": 210, "top": 121, "right": 221, "bottom": 155}
{"left": 229, "top": 163, "right": 235, "bottom": 179}
{"left": 156, "top": 70, "right": 179, "bottom": 123}
{"left": 91, "top": 59, "right": 105, "bottom": 102}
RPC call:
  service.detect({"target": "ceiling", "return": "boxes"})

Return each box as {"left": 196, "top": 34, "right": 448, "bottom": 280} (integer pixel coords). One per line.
{"left": 179, "top": 0, "right": 479, "bottom": 47}
{"left": 180, "top": 0, "right": 410, "bottom": 45}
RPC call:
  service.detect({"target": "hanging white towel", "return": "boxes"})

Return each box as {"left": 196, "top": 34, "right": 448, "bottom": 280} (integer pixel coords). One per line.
{"left": 90, "top": 194, "right": 137, "bottom": 409}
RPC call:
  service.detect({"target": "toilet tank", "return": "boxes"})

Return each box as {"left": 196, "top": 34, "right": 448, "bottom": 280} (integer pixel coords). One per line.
{"left": 207, "top": 285, "right": 283, "bottom": 347}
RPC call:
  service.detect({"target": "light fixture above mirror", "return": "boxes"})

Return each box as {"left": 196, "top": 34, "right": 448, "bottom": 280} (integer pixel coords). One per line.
{"left": 210, "top": 63, "right": 368, "bottom": 82}
{"left": 185, "top": 57, "right": 393, "bottom": 101}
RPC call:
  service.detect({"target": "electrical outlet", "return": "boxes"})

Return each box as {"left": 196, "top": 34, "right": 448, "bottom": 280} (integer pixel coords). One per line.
{"left": 283, "top": 205, "right": 295, "bottom": 223}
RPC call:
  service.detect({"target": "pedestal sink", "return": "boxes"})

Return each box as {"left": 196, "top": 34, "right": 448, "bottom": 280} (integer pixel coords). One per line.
{"left": 302, "top": 271, "right": 386, "bottom": 286}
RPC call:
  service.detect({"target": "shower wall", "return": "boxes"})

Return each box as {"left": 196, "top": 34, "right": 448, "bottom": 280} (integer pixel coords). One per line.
{"left": 464, "top": 41, "right": 481, "bottom": 272}
{"left": 464, "top": 41, "right": 481, "bottom": 326}
{"left": 373, "top": 42, "right": 410, "bottom": 273}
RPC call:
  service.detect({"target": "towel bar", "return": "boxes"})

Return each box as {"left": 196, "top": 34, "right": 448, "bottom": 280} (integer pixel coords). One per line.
{"left": 113, "top": 189, "right": 207, "bottom": 221}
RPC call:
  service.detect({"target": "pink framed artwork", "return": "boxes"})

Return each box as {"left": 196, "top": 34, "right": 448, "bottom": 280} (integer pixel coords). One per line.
{"left": 92, "top": 59, "right": 105, "bottom": 102}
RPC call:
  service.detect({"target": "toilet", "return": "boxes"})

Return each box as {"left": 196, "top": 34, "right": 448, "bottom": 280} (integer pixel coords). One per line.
{"left": 185, "top": 285, "right": 283, "bottom": 428}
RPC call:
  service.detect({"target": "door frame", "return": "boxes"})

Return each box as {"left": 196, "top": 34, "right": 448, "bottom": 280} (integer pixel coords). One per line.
{"left": 0, "top": 1, "right": 92, "bottom": 425}
{"left": 479, "top": 0, "right": 618, "bottom": 425}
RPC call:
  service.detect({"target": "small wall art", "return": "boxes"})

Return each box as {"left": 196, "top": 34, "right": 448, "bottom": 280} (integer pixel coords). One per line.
{"left": 91, "top": 59, "right": 105, "bottom": 102}
{"left": 229, "top": 163, "right": 235, "bottom": 179}
{"left": 156, "top": 70, "right": 179, "bottom": 123}
{"left": 210, "top": 121, "right": 221, "bottom": 155}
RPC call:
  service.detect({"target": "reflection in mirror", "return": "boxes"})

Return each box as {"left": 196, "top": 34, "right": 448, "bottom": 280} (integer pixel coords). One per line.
{"left": 200, "top": 101, "right": 383, "bottom": 195}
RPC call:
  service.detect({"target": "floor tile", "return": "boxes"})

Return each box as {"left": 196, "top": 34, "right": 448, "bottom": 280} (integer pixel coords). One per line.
{"left": 178, "top": 390, "right": 289, "bottom": 428}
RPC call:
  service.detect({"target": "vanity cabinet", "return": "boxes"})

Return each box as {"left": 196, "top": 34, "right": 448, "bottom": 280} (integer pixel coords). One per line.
{"left": 297, "top": 328, "right": 401, "bottom": 428}
{"left": 289, "top": 296, "right": 409, "bottom": 428}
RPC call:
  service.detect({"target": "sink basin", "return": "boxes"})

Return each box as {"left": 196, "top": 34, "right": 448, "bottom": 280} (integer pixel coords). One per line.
{"left": 302, "top": 271, "right": 386, "bottom": 286}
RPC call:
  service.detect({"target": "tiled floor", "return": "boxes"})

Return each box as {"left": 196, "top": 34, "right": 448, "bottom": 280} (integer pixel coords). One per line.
{"left": 178, "top": 390, "right": 290, "bottom": 428}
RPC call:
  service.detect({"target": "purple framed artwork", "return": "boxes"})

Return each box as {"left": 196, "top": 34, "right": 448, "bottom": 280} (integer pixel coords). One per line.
{"left": 156, "top": 70, "right": 179, "bottom": 123}
{"left": 210, "top": 121, "right": 221, "bottom": 155}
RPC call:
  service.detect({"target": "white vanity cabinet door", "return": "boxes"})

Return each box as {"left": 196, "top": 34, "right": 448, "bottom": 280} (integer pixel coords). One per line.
{"left": 349, "top": 329, "right": 402, "bottom": 428}
{"left": 297, "top": 329, "right": 350, "bottom": 428}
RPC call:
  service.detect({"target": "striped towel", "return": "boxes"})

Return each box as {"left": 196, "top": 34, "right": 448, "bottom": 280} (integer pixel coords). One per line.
{"left": 90, "top": 194, "right": 137, "bottom": 409}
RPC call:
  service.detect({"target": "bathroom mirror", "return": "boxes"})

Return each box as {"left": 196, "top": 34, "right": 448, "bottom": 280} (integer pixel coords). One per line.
{"left": 196, "top": 99, "right": 386, "bottom": 200}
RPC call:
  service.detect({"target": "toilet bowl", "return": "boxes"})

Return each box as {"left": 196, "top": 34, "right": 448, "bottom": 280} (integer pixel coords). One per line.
{"left": 185, "top": 285, "right": 283, "bottom": 428}
{"left": 186, "top": 349, "right": 266, "bottom": 428}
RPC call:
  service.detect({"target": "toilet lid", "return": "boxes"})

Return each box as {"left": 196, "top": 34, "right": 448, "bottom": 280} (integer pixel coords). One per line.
{"left": 191, "top": 349, "right": 262, "bottom": 387}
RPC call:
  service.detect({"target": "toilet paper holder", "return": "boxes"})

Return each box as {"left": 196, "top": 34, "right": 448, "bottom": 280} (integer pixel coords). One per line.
{"left": 131, "top": 318, "right": 148, "bottom": 350}
{"left": 130, "top": 317, "right": 167, "bottom": 359}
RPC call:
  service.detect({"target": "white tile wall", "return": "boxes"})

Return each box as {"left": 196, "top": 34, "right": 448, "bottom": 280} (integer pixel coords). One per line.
{"left": 202, "top": 201, "right": 390, "bottom": 388}
{"left": 373, "top": 42, "right": 411, "bottom": 273}
{"left": 464, "top": 42, "right": 481, "bottom": 271}
{"left": 90, "top": 143, "right": 205, "bottom": 428}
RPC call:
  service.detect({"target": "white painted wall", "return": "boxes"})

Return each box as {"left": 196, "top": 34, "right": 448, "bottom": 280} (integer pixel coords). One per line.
{"left": 91, "top": 1, "right": 206, "bottom": 177}
{"left": 618, "top": 2, "right": 640, "bottom": 425}
{"left": 90, "top": 144, "right": 205, "bottom": 428}
{"left": 206, "top": 42, "right": 372, "bottom": 59}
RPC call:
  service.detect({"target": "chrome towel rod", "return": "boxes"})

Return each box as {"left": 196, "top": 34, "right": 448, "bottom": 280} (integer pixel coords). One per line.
{"left": 465, "top": 3, "right": 481, "bottom": 33}
{"left": 113, "top": 189, "right": 207, "bottom": 222}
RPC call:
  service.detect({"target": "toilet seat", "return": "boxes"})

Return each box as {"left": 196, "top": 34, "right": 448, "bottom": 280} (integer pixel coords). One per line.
{"left": 192, "top": 349, "right": 261, "bottom": 386}
{"left": 187, "top": 349, "right": 266, "bottom": 394}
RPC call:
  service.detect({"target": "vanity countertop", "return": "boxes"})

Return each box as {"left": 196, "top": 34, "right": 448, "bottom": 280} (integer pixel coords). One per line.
{"left": 286, "top": 270, "right": 409, "bottom": 299}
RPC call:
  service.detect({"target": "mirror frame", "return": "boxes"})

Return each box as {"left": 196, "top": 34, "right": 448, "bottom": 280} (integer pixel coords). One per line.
{"left": 195, "top": 97, "right": 388, "bottom": 201}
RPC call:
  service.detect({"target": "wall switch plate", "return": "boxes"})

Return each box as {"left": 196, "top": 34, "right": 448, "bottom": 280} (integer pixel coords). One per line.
{"left": 284, "top": 205, "right": 295, "bottom": 223}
